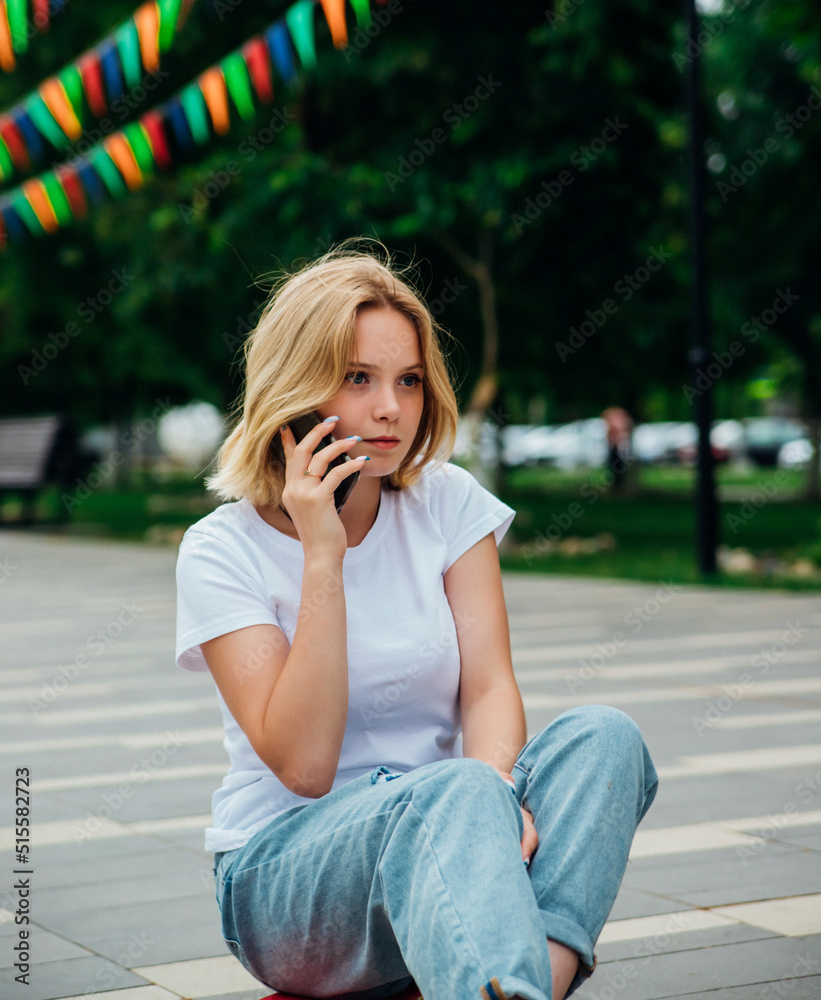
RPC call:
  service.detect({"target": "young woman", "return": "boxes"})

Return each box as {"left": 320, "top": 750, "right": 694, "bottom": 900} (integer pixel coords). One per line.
{"left": 175, "top": 240, "right": 658, "bottom": 1000}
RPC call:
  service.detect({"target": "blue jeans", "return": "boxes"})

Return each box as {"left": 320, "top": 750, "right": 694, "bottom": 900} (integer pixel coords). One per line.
{"left": 214, "top": 705, "right": 658, "bottom": 1000}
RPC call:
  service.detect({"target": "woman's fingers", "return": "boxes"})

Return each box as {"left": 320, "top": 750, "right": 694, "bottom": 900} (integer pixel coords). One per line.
{"left": 521, "top": 805, "right": 539, "bottom": 864}
{"left": 280, "top": 417, "right": 336, "bottom": 463}
{"left": 282, "top": 418, "right": 359, "bottom": 478}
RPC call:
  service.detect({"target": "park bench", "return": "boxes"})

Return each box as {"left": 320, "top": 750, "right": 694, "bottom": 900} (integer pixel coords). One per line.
{"left": 0, "top": 414, "right": 84, "bottom": 524}
{"left": 260, "top": 984, "right": 422, "bottom": 999}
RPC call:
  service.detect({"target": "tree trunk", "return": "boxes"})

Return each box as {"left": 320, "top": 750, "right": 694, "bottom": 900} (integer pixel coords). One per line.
{"left": 438, "top": 227, "right": 512, "bottom": 554}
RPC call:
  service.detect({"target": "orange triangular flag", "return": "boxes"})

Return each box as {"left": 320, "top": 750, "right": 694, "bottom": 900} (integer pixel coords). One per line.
{"left": 22, "top": 179, "right": 59, "bottom": 233}
{"left": 103, "top": 134, "right": 143, "bottom": 190}
{"left": 40, "top": 78, "right": 83, "bottom": 140}
{"left": 199, "top": 67, "right": 230, "bottom": 135}
{"left": 319, "top": 0, "right": 347, "bottom": 48}
{"left": 135, "top": 2, "right": 160, "bottom": 73}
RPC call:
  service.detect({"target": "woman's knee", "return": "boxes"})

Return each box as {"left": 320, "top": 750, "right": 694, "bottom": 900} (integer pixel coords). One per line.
{"left": 409, "top": 756, "right": 514, "bottom": 811}
{"left": 521, "top": 705, "right": 651, "bottom": 770}
{"left": 566, "top": 704, "right": 643, "bottom": 746}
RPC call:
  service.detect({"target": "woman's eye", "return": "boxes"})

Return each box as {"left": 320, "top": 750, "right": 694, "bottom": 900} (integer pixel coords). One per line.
{"left": 344, "top": 372, "right": 423, "bottom": 387}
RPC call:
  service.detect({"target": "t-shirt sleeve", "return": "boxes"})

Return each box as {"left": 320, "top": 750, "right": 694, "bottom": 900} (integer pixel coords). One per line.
{"left": 175, "top": 528, "right": 280, "bottom": 672}
{"left": 435, "top": 463, "right": 517, "bottom": 573}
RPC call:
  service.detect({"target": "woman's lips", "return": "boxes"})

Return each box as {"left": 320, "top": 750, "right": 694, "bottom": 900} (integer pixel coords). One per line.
{"left": 365, "top": 439, "right": 399, "bottom": 450}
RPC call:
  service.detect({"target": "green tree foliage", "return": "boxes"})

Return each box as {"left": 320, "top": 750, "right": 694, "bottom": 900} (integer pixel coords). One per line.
{"left": 1, "top": 0, "right": 819, "bottom": 463}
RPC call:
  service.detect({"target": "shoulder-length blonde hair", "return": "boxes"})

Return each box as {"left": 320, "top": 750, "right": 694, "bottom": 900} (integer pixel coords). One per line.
{"left": 205, "top": 238, "right": 461, "bottom": 508}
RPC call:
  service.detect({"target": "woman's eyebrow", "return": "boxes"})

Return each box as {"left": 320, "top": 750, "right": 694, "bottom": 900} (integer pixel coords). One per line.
{"left": 348, "top": 361, "right": 425, "bottom": 372}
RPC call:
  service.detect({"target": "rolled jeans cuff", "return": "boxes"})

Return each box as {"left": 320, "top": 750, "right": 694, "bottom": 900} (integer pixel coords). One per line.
{"left": 538, "top": 911, "right": 596, "bottom": 986}
{"left": 484, "top": 975, "right": 549, "bottom": 1000}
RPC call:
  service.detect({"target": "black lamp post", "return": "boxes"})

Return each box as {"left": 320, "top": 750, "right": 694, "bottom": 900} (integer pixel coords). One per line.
{"left": 684, "top": 0, "right": 719, "bottom": 576}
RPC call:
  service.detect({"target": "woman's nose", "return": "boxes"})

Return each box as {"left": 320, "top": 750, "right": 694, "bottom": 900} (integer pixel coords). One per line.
{"left": 372, "top": 386, "right": 402, "bottom": 419}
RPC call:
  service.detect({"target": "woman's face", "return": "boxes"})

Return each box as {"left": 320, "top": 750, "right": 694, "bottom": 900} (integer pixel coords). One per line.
{"left": 318, "top": 306, "right": 425, "bottom": 478}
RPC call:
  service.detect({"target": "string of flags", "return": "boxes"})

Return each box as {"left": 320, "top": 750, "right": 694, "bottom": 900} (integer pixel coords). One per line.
{"left": 0, "top": 0, "right": 196, "bottom": 182}
{"left": 0, "top": 0, "right": 70, "bottom": 72}
{"left": 0, "top": 0, "right": 378, "bottom": 245}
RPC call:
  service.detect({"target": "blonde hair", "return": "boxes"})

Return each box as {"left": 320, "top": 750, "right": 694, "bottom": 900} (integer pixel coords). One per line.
{"left": 205, "top": 238, "right": 461, "bottom": 507}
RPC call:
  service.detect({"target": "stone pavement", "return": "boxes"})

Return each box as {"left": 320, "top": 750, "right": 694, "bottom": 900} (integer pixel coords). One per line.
{"left": 0, "top": 529, "right": 819, "bottom": 1000}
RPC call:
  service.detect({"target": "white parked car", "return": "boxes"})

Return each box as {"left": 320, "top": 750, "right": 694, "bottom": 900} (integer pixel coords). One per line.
{"left": 777, "top": 438, "right": 813, "bottom": 469}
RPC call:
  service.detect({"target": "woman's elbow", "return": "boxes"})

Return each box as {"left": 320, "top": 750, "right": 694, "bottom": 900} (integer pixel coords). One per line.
{"left": 273, "top": 759, "right": 335, "bottom": 799}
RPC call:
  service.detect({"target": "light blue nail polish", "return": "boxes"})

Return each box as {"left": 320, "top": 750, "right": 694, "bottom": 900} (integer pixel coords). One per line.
{"left": 323, "top": 415, "right": 339, "bottom": 423}
{"left": 347, "top": 435, "right": 361, "bottom": 441}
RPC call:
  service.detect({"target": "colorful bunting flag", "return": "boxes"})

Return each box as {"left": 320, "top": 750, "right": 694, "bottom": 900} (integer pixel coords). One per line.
{"left": 221, "top": 51, "right": 255, "bottom": 122}
{"left": 319, "top": 0, "right": 348, "bottom": 49}
{"left": 0, "top": 0, "right": 378, "bottom": 245}
{"left": 0, "top": 114, "right": 30, "bottom": 170}
{"left": 180, "top": 81, "right": 209, "bottom": 145}
{"left": 78, "top": 53, "right": 108, "bottom": 118}
{"left": 39, "top": 78, "right": 82, "bottom": 140}
{"left": 56, "top": 163, "right": 88, "bottom": 218}
{"left": 76, "top": 159, "right": 106, "bottom": 203}
{"left": 158, "top": 0, "right": 184, "bottom": 51}
{"left": 0, "top": 0, "right": 73, "bottom": 71}
{"left": 286, "top": 1, "right": 317, "bottom": 70}
{"left": 0, "top": 2, "right": 15, "bottom": 72}
{"left": 0, "top": 0, "right": 196, "bottom": 181}
{"left": 135, "top": 2, "right": 161, "bottom": 74}
{"left": 116, "top": 20, "right": 143, "bottom": 92}
{"left": 32, "top": 0, "right": 49, "bottom": 31}
{"left": 12, "top": 108, "right": 41, "bottom": 160}
{"left": 265, "top": 23, "right": 297, "bottom": 87}
{"left": 0, "top": 130, "right": 12, "bottom": 178}
{"left": 103, "top": 133, "right": 143, "bottom": 190}
{"left": 243, "top": 37, "right": 275, "bottom": 104}
{"left": 22, "top": 177, "right": 57, "bottom": 232}
{"left": 167, "top": 95, "right": 194, "bottom": 152}
{"left": 11, "top": 186, "right": 42, "bottom": 234}
{"left": 199, "top": 67, "right": 230, "bottom": 136}
{"left": 100, "top": 40, "right": 126, "bottom": 102}
{"left": 89, "top": 145, "right": 127, "bottom": 198}
{"left": 24, "top": 93, "right": 65, "bottom": 149}
{"left": 7, "top": 0, "right": 27, "bottom": 55}
{"left": 141, "top": 108, "right": 173, "bottom": 169}
{"left": 349, "top": 0, "right": 371, "bottom": 29}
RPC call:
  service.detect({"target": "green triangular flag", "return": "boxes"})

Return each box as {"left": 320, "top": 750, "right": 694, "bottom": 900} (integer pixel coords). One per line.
{"left": 89, "top": 147, "right": 128, "bottom": 198}
{"left": 222, "top": 52, "right": 256, "bottom": 121}
{"left": 350, "top": 0, "right": 372, "bottom": 29}
{"left": 11, "top": 190, "right": 44, "bottom": 235}
{"left": 58, "top": 65, "right": 85, "bottom": 115}
{"left": 24, "top": 94, "right": 68, "bottom": 149}
{"left": 0, "top": 137, "right": 13, "bottom": 181}
{"left": 158, "top": 0, "right": 183, "bottom": 51}
{"left": 286, "top": 0, "right": 317, "bottom": 70}
{"left": 116, "top": 20, "right": 143, "bottom": 91}
{"left": 7, "top": 0, "right": 28, "bottom": 54}
{"left": 42, "top": 172, "right": 73, "bottom": 226}
{"left": 123, "top": 122, "right": 155, "bottom": 172}
{"left": 180, "top": 82, "right": 210, "bottom": 145}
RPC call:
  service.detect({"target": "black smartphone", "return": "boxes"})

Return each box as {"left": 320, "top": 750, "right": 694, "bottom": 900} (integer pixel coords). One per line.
{"left": 270, "top": 411, "right": 360, "bottom": 514}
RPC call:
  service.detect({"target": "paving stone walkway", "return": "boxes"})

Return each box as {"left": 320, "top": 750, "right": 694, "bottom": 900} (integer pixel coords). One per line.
{"left": 1, "top": 530, "right": 819, "bottom": 1000}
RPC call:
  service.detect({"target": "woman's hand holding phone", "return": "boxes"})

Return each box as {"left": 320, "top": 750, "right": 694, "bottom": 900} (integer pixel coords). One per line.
{"left": 279, "top": 418, "right": 367, "bottom": 562}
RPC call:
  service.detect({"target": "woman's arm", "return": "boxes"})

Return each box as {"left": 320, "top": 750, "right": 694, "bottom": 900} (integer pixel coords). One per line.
{"left": 200, "top": 552, "right": 348, "bottom": 799}
{"left": 443, "top": 531, "right": 527, "bottom": 773}
{"left": 444, "top": 532, "right": 538, "bottom": 863}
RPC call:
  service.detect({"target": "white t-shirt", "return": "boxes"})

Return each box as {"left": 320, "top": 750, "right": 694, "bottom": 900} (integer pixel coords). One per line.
{"left": 175, "top": 460, "right": 516, "bottom": 853}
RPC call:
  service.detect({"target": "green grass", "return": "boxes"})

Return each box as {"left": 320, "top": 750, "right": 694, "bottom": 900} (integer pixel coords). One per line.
{"left": 497, "top": 465, "right": 821, "bottom": 589}
{"left": 3, "top": 465, "right": 819, "bottom": 590}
